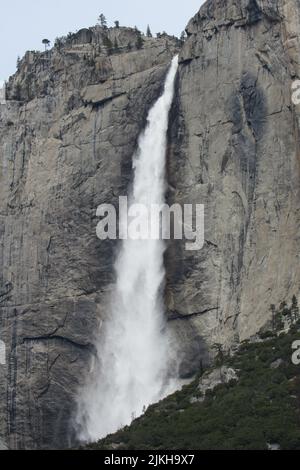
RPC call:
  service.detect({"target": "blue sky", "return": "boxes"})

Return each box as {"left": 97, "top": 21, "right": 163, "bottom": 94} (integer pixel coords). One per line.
{"left": 0, "top": 0, "right": 205, "bottom": 81}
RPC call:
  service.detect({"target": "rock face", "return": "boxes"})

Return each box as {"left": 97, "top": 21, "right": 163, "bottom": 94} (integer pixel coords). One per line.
{"left": 166, "top": 0, "right": 300, "bottom": 374}
{"left": 189, "top": 365, "right": 239, "bottom": 404}
{"left": 0, "top": 0, "right": 300, "bottom": 450}
{"left": 197, "top": 366, "right": 238, "bottom": 396}
{"left": 0, "top": 27, "right": 179, "bottom": 449}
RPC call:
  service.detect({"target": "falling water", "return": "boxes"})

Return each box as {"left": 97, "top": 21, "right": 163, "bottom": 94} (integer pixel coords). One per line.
{"left": 77, "top": 56, "right": 179, "bottom": 442}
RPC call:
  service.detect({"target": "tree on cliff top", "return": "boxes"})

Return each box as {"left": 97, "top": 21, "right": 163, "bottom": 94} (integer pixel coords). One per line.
{"left": 98, "top": 14, "right": 107, "bottom": 28}
{"left": 136, "top": 30, "right": 144, "bottom": 50}
{"left": 146, "top": 25, "right": 152, "bottom": 37}
{"left": 42, "top": 39, "right": 50, "bottom": 51}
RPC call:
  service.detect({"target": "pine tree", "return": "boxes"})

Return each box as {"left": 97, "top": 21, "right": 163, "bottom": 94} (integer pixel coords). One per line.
{"left": 180, "top": 31, "right": 186, "bottom": 42}
{"left": 98, "top": 13, "right": 107, "bottom": 28}
{"left": 270, "top": 304, "right": 276, "bottom": 331}
{"left": 42, "top": 38, "right": 50, "bottom": 51}
{"left": 271, "top": 304, "right": 284, "bottom": 331}
{"left": 212, "top": 343, "right": 224, "bottom": 366}
{"left": 114, "top": 20, "right": 120, "bottom": 28}
{"left": 136, "top": 30, "right": 144, "bottom": 50}
{"left": 54, "top": 37, "right": 63, "bottom": 51}
{"left": 291, "top": 295, "right": 299, "bottom": 322}
{"left": 146, "top": 25, "right": 152, "bottom": 37}
{"left": 280, "top": 300, "right": 293, "bottom": 327}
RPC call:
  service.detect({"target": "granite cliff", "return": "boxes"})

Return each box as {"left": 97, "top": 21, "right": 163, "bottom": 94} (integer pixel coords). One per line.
{"left": 0, "top": 0, "right": 300, "bottom": 449}
{"left": 166, "top": 0, "right": 300, "bottom": 375}
{"left": 0, "top": 26, "right": 180, "bottom": 449}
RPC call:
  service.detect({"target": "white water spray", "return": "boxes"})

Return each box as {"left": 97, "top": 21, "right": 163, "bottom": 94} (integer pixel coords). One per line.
{"left": 77, "top": 56, "right": 179, "bottom": 441}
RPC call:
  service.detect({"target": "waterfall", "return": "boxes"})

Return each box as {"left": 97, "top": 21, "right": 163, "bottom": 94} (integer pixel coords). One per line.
{"left": 77, "top": 55, "right": 179, "bottom": 442}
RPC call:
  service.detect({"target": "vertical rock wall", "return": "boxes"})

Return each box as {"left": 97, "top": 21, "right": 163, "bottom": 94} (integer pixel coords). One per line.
{"left": 166, "top": 0, "right": 300, "bottom": 374}
{"left": 0, "top": 28, "right": 179, "bottom": 449}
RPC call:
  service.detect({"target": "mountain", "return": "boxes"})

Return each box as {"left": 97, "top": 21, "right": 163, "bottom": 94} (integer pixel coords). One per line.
{"left": 0, "top": 0, "right": 300, "bottom": 449}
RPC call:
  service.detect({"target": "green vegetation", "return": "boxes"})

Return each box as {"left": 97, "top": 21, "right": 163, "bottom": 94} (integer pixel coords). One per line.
{"left": 42, "top": 38, "right": 50, "bottom": 51}
{"left": 270, "top": 297, "right": 300, "bottom": 332}
{"left": 146, "top": 25, "right": 152, "bottom": 38}
{"left": 86, "top": 299, "right": 300, "bottom": 451}
{"left": 98, "top": 14, "right": 107, "bottom": 28}
{"left": 135, "top": 29, "right": 144, "bottom": 50}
